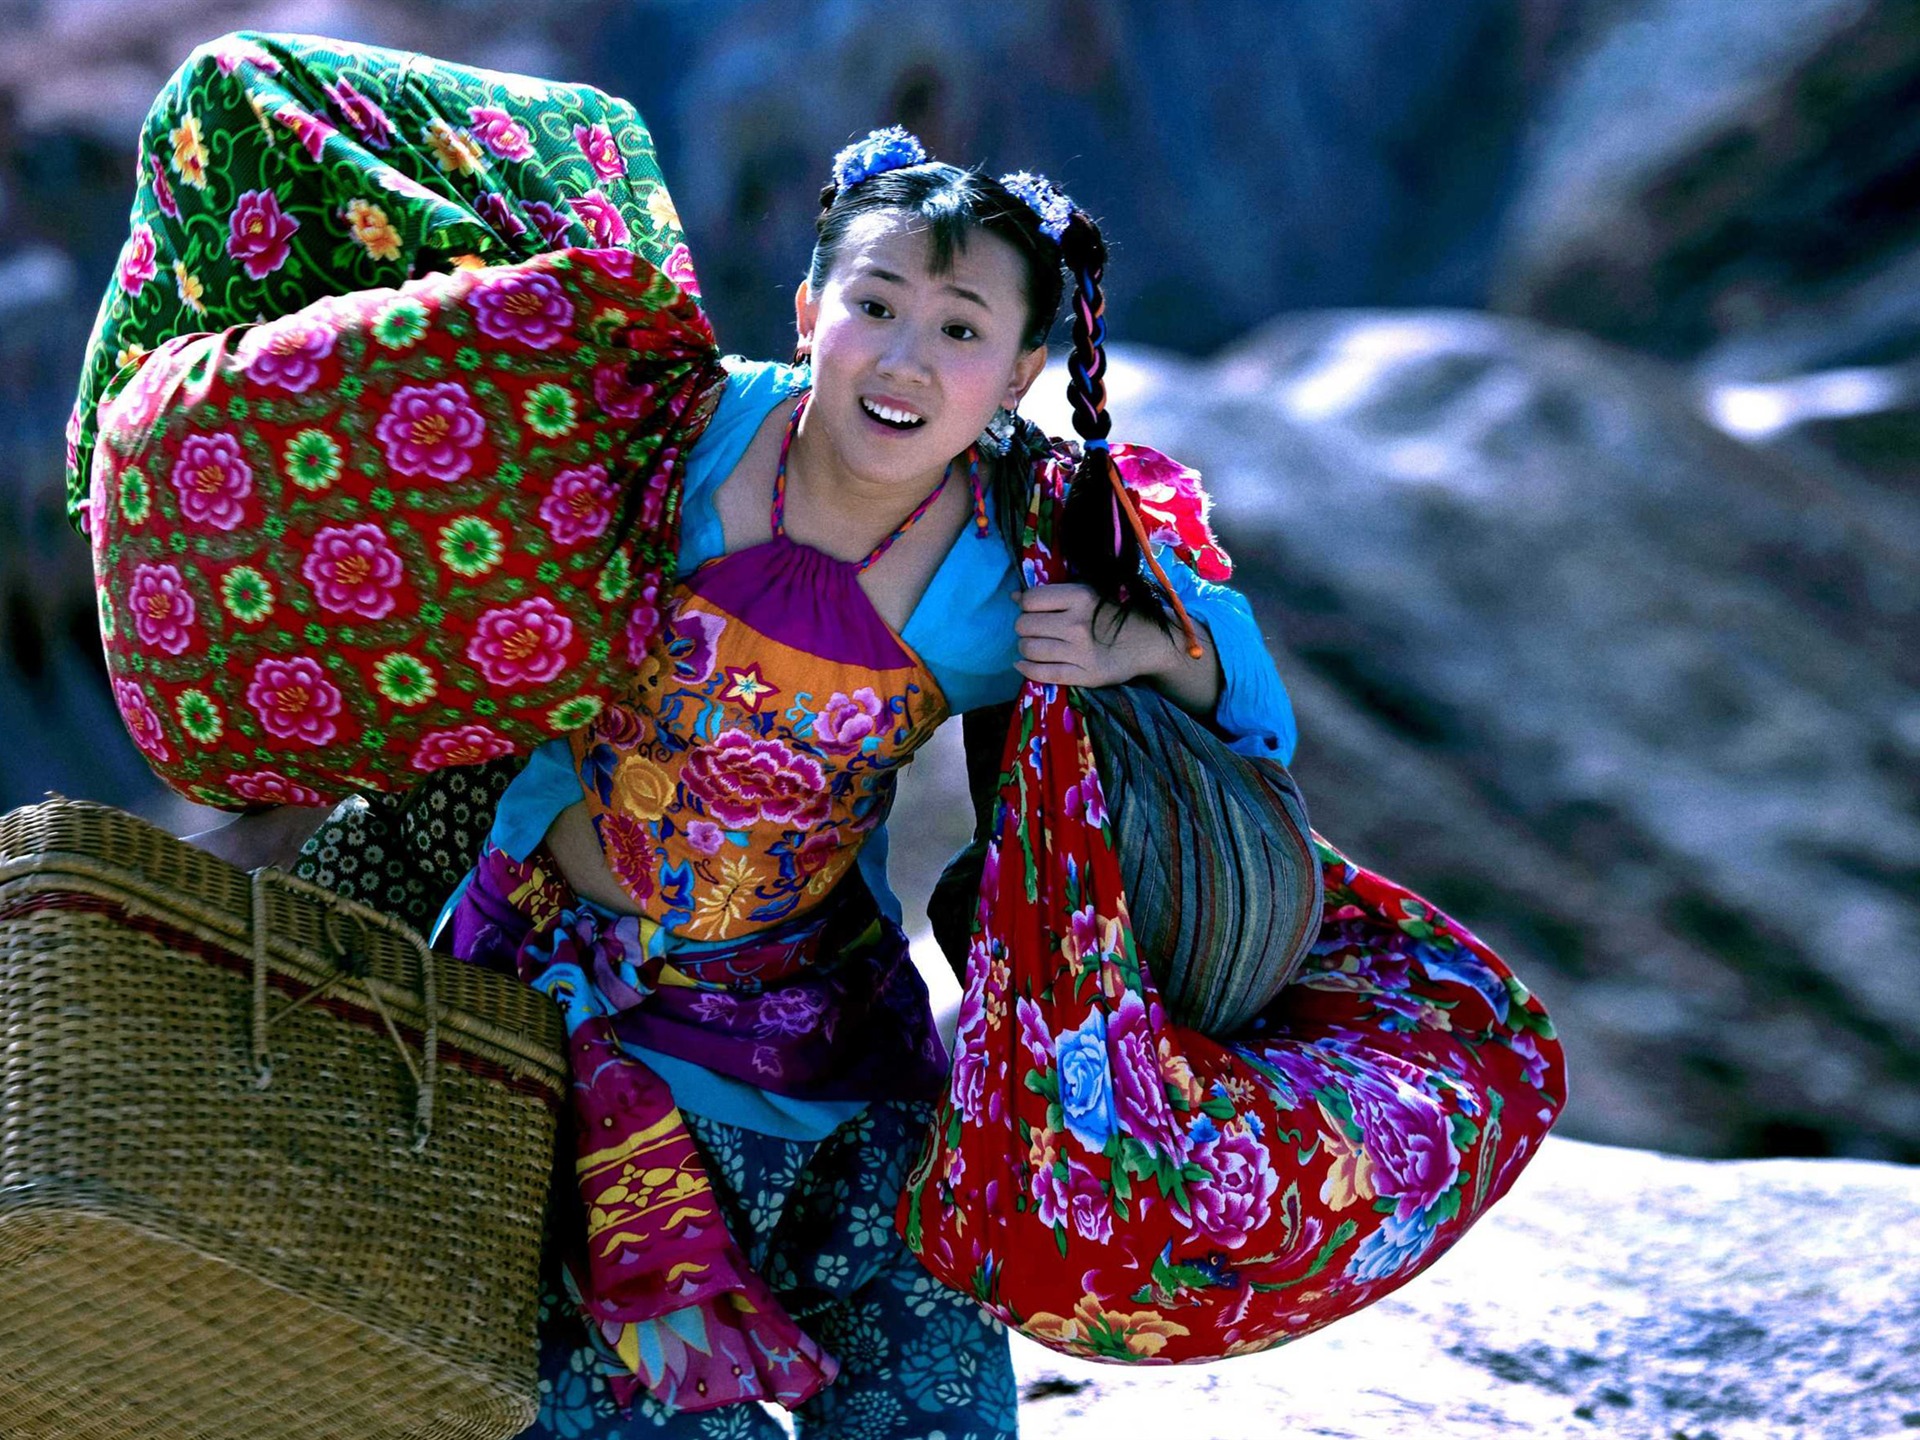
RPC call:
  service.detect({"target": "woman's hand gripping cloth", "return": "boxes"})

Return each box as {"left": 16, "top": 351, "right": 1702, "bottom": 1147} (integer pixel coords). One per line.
{"left": 78, "top": 34, "right": 729, "bottom": 808}
{"left": 897, "top": 444, "right": 1569, "bottom": 1363}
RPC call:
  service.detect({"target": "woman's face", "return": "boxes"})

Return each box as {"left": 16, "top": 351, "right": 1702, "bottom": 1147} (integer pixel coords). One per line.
{"left": 795, "top": 208, "right": 1047, "bottom": 493}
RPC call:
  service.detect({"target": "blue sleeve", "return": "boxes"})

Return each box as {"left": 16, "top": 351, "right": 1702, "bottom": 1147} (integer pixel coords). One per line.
{"left": 909, "top": 532, "right": 1297, "bottom": 763}
{"left": 1152, "top": 543, "right": 1298, "bottom": 765}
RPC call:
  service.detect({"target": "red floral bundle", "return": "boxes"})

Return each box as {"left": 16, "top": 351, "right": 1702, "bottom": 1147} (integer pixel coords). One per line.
{"left": 897, "top": 454, "right": 1568, "bottom": 1363}
{"left": 88, "top": 247, "right": 726, "bottom": 809}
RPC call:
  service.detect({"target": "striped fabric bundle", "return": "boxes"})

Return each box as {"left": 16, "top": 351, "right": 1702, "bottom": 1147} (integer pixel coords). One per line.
{"left": 1076, "top": 682, "right": 1323, "bottom": 1037}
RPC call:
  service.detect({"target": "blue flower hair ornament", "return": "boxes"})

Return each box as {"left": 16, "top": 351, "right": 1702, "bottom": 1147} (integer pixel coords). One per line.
{"left": 831, "top": 125, "right": 928, "bottom": 192}
{"left": 828, "top": 129, "right": 1080, "bottom": 250}
{"left": 997, "top": 169, "right": 1074, "bottom": 244}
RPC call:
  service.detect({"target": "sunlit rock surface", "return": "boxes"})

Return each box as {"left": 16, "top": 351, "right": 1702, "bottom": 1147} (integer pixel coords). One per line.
{"left": 1004, "top": 1136, "right": 1920, "bottom": 1440}
{"left": 1501, "top": 0, "right": 1920, "bottom": 385}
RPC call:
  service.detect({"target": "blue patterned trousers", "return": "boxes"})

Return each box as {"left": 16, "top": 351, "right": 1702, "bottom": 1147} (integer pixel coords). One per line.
{"left": 518, "top": 1098, "right": 1018, "bottom": 1440}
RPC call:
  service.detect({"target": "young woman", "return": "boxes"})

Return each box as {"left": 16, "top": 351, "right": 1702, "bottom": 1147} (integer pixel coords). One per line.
{"left": 434, "top": 131, "right": 1296, "bottom": 1440}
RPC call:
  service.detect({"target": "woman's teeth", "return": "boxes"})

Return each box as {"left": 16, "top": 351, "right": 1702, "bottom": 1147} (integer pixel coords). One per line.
{"left": 862, "top": 398, "right": 925, "bottom": 429}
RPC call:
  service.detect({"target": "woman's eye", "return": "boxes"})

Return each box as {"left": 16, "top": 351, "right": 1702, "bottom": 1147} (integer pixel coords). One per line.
{"left": 945, "top": 324, "right": 977, "bottom": 341}
{"left": 858, "top": 300, "right": 890, "bottom": 318}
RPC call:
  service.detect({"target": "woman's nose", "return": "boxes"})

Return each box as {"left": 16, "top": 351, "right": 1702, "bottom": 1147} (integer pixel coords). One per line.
{"left": 875, "top": 331, "right": 934, "bottom": 384}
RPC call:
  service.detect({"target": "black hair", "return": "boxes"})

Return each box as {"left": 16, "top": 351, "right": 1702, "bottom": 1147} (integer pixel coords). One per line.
{"left": 806, "top": 159, "right": 1176, "bottom": 642}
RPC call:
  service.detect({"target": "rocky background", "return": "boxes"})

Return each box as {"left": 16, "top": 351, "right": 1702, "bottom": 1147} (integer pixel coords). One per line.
{"left": 1002, "top": 1136, "right": 1920, "bottom": 1438}
{"left": 3, "top": 0, "right": 1918, "bottom": 1175}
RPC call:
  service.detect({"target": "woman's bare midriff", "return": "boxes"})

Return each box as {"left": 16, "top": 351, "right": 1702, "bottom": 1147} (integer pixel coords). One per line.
{"left": 546, "top": 799, "right": 648, "bottom": 912}
{"left": 538, "top": 391, "right": 972, "bottom": 913}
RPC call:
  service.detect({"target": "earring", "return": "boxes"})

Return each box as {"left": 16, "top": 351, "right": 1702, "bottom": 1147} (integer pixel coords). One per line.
{"left": 791, "top": 340, "right": 812, "bottom": 367}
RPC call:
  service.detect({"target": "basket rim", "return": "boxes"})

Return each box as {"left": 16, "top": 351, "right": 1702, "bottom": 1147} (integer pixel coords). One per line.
{"left": 0, "top": 798, "right": 565, "bottom": 1090}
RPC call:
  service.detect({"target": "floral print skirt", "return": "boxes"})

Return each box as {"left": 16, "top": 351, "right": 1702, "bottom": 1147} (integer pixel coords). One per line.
{"left": 522, "top": 1099, "right": 1018, "bottom": 1440}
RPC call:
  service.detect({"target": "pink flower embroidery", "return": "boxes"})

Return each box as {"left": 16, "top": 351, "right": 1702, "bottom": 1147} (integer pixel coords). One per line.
{"left": 685, "top": 819, "right": 725, "bottom": 855}
{"left": 1186, "top": 1127, "right": 1280, "bottom": 1250}
{"left": 470, "top": 269, "right": 575, "bottom": 351}
{"left": 538, "top": 463, "right": 617, "bottom": 546}
{"left": 1345, "top": 1067, "right": 1461, "bottom": 1222}
{"left": 475, "top": 192, "right": 526, "bottom": 241}
{"left": 568, "top": 189, "right": 629, "bottom": 248}
{"left": 324, "top": 78, "right": 394, "bottom": 148}
{"left": 1106, "top": 991, "right": 1188, "bottom": 1163}
{"left": 662, "top": 242, "right": 701, "bottom": 299}
{"left": 791, "top": 826, "right": 841, "bottom": 879}
{"left": 226, "top": 188, "right": 298, "bottom": 280}
{"left": 593, "top": 362, "right": 654, "bottom": 420}
{"left": 1032, "top": 1149, "right": 1071, "bottom": 1231}
{"left": 583, "top": 248, "right": 636, "bottom": 280}
{"left": 246, "top": 656, "right": 341, "bottom": 746}
{"left": 373, "top": 382, "right": 486, "bottom": 483}
{"left": 1067, "top": 1157, "right": 1113, "bottom": 1244}
{"left": 573, "top": 122, "right": 624, "bottom": 181}
{"left": 273, "top": 104, "right": 337, "bottom": 162}
{"left": 1016, "top": 995, "right": 1052, "bottom": 1070}
{"left": 212, "top": 38, "right": 280, "bottom": 74}
{"left": 814, "top": 688, "right": 887, "bottom": 753}
{"left": 952, "top": 983, "right": 988, "bottom": 1122}
{"left": 127, "top": 562, "right": 196, "bottom": 655}
{"left": 1065, "top": 766, "right": 1109, "bottom": 828}
{"left": 590, "top": 703, "right": 647, "bottom": 750}
{"left": 411, "top": 723, "right": 515, "bottom": 772}
{"left": 1064, "top": 904, "right": 1114, "bottom": 970}
{"left": 624, "top": 577, "right": 662, "bottom": 666}
{"left": 226, "top": 769, "right": 324, "bottom": 806}
{"left": 596, "top": 812, "right": 657, "bottom": 905}
{"left": 523, "top": 200, "right": 573, "bottom": 248}
{"left": 118, "top": 225, "right": 158, "bottom": 296}
{"left": 638, "top": 453, "right": 675, "bottom": 529}
{"left": 1112, "top": 443, "right": 1233, "bottom": 582}
{"left": 469, "top": 105, "right": 534, "bottom": 161}
{"left": 302, "top": 523, "right": 405, "bottom": 620}
{"left": 681, "top": 729, "right": 830, "bottom": 830}
{"left": 238, "top": 316, "right": 336, "bottom": 393}
{"left": 169, "top": 431, "right": 253, "bottom": 531}
{"left": 149, "top": 154, "right": 179, "bottom": 219}
{"left": 113, "top": 679, "right": 170, "bottom": 763}
{"left": 466, "top": 596, "right": 572, "bottom": 687}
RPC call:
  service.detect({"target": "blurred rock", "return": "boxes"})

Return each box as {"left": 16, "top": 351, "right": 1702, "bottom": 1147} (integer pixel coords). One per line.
{"left": 1497, "top": 0, "right": 1920, "bottom": 367}
{"left": 1009, "top": 1135, "right": 1920, "bottom": 1439}
{"left": 1016, "top": 311, "right": 1920, "bottom": 1161}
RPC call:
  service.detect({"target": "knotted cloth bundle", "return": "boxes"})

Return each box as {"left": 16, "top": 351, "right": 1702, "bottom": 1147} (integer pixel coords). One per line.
{"left": 898, "top": 450, "right": 1569, "bottom": 1364}
{"left": 76, "top": 34, "right": 729, "bottom": 809}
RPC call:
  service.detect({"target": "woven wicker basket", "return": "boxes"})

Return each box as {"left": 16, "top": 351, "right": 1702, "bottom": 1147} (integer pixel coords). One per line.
{"left": 0, "top": 798, "right": 568, "bottom": 1440}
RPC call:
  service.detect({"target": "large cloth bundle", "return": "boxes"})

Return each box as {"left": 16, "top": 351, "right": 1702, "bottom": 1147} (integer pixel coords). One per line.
{"left": 75, "top": 33, "right": 727, "bottom": 810}
{"left": 66, "top": 30, "right": 701, "bottom": 535}
{"left": 897, "top": 458, "right": 1568, "bottom": 1363}
{"left": 0, "top": 799, "right": 569, "bottom": 1439}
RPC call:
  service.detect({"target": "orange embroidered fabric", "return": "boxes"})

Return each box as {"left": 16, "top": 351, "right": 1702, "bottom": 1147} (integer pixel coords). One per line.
{"left": 567, "top": 391, "right": 961, "bottom": 938}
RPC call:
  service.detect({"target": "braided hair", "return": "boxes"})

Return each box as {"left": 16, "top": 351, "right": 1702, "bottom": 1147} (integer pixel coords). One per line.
{"left": 806, "top": 150, "right": 1184, "bottom": 646}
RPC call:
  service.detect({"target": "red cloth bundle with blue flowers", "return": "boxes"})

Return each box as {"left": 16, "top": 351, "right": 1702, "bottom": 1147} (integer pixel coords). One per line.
{"left": 897, "top": 452, "right": 1569, "bottom": 1363}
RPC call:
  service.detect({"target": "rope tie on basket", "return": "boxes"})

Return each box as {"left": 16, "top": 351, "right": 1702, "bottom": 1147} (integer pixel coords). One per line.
{"left": 250, "top": 868, "right": 440, "bottom": 1150}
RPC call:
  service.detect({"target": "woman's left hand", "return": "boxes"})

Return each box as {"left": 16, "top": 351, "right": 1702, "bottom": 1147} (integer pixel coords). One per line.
{"left": 1013, "top": 582, "right": 1197, "bottom": 689}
